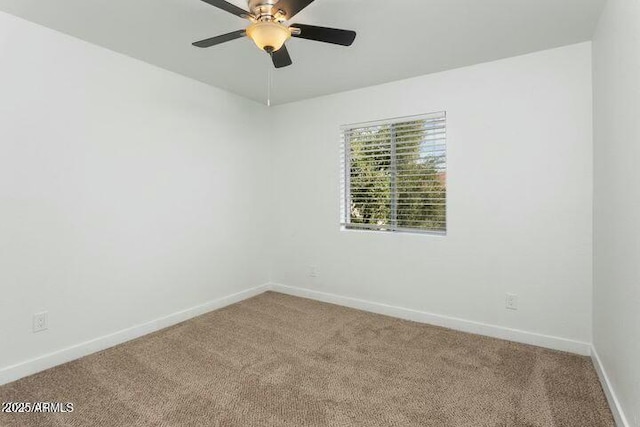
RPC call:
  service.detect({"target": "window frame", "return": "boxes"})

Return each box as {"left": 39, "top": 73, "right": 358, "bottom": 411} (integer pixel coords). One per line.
{"left": 340, "top": 112, "right": 447, "bottom": 236}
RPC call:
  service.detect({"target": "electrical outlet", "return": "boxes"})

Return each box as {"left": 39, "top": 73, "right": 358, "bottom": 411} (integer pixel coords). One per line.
{"left": 505, "top": 294, "right": 518, "bottom": 311}
{"left": 33, "top": 311, "right": 48, "bottom": 333}
{"left": 308, "top": 266, "right": 318, "bottom": 278}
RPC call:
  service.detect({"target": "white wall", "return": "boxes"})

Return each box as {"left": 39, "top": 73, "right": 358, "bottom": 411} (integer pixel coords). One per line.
{"left": 592, "top": 0, "right": 640, "bottom": 425}
{"left": 271, "top": 43, "right": 594, "bottom": 346}
{"left": 0, "top": 12, "right": 270, "bottom": 372}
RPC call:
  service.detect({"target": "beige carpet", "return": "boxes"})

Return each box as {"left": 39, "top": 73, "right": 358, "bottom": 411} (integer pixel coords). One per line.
{"left": 0, "top": 292, "right": 613, "bottom": 426}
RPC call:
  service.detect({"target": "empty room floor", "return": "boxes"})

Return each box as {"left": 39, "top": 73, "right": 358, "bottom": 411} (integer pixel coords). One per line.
{"left": 0, "top": 292, "right": 614, "bottom": 426}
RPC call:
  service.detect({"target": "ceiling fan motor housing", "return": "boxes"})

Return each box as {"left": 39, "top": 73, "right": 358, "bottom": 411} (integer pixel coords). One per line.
{"left": 248, "top": 0, "right": 286, "bottom": 21}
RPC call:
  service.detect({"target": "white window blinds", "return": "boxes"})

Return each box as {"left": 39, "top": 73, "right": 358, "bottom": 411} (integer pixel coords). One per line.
{"left": 340, "top": 112, "right": 447, "bottom": 234}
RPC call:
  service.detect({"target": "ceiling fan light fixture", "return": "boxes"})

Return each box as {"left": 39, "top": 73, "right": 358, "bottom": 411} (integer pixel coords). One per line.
{"left": 193, "top": 0, "right": 357, "bottom": 69}
{"left": 246, "top": 21, "right": 291, "bottom": 53}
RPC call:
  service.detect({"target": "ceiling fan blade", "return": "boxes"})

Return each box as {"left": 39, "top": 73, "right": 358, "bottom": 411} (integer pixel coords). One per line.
{"left": 272, "top": 45, "right": 293, "bottom": 68}
{"left": 192, "top": 30, "right": 246, "bottom": 48}
{"left": 200, "top": 0, "right": 253, "bottom": 19}
{"left": 272, "top": 0, "right": 315, "bottom": 20}
{"left": 290, "top": 24, "right": 356, "bottom": 46}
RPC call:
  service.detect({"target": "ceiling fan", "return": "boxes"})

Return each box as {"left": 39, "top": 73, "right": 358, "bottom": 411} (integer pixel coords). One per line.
{"left": 192, "top": 0, "right": 357, "bottom": 68}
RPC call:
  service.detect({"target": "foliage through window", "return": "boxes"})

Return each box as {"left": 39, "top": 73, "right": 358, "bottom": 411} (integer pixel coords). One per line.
{"left": 340, "top": 112, "right": 446, "bottom": 234}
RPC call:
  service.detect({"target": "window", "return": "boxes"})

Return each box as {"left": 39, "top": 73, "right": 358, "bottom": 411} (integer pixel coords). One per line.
{"left": 340, "top": 112, "right": 447, "bottom": 234}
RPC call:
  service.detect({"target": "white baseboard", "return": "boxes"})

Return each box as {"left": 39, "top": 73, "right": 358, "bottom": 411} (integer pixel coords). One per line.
{"left": 269, "top": 283, "right": 592, "bottom": 356}
{"left": 0, "top": 283, "right": 270, "bottom": 386}
{"left": 591, "top": 346, "right": 631, "bottom": 427}
{"left": 0, "top": 282, "right": 596, "bottom": 388}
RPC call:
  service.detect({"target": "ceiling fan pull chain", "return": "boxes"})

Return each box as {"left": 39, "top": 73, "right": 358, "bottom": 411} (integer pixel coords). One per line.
{"left": 267, "top": 61, "right": 273, "bottom": 107}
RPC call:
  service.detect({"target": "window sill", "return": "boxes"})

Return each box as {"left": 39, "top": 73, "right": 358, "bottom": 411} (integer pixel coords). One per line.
{"left": 340, "top": 225, "right": 446, "bottom": 237}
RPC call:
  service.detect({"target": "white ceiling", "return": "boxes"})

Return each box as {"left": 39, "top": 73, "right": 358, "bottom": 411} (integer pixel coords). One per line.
{"left": 0, "top": 0, "right": 605, "bottom": 105}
